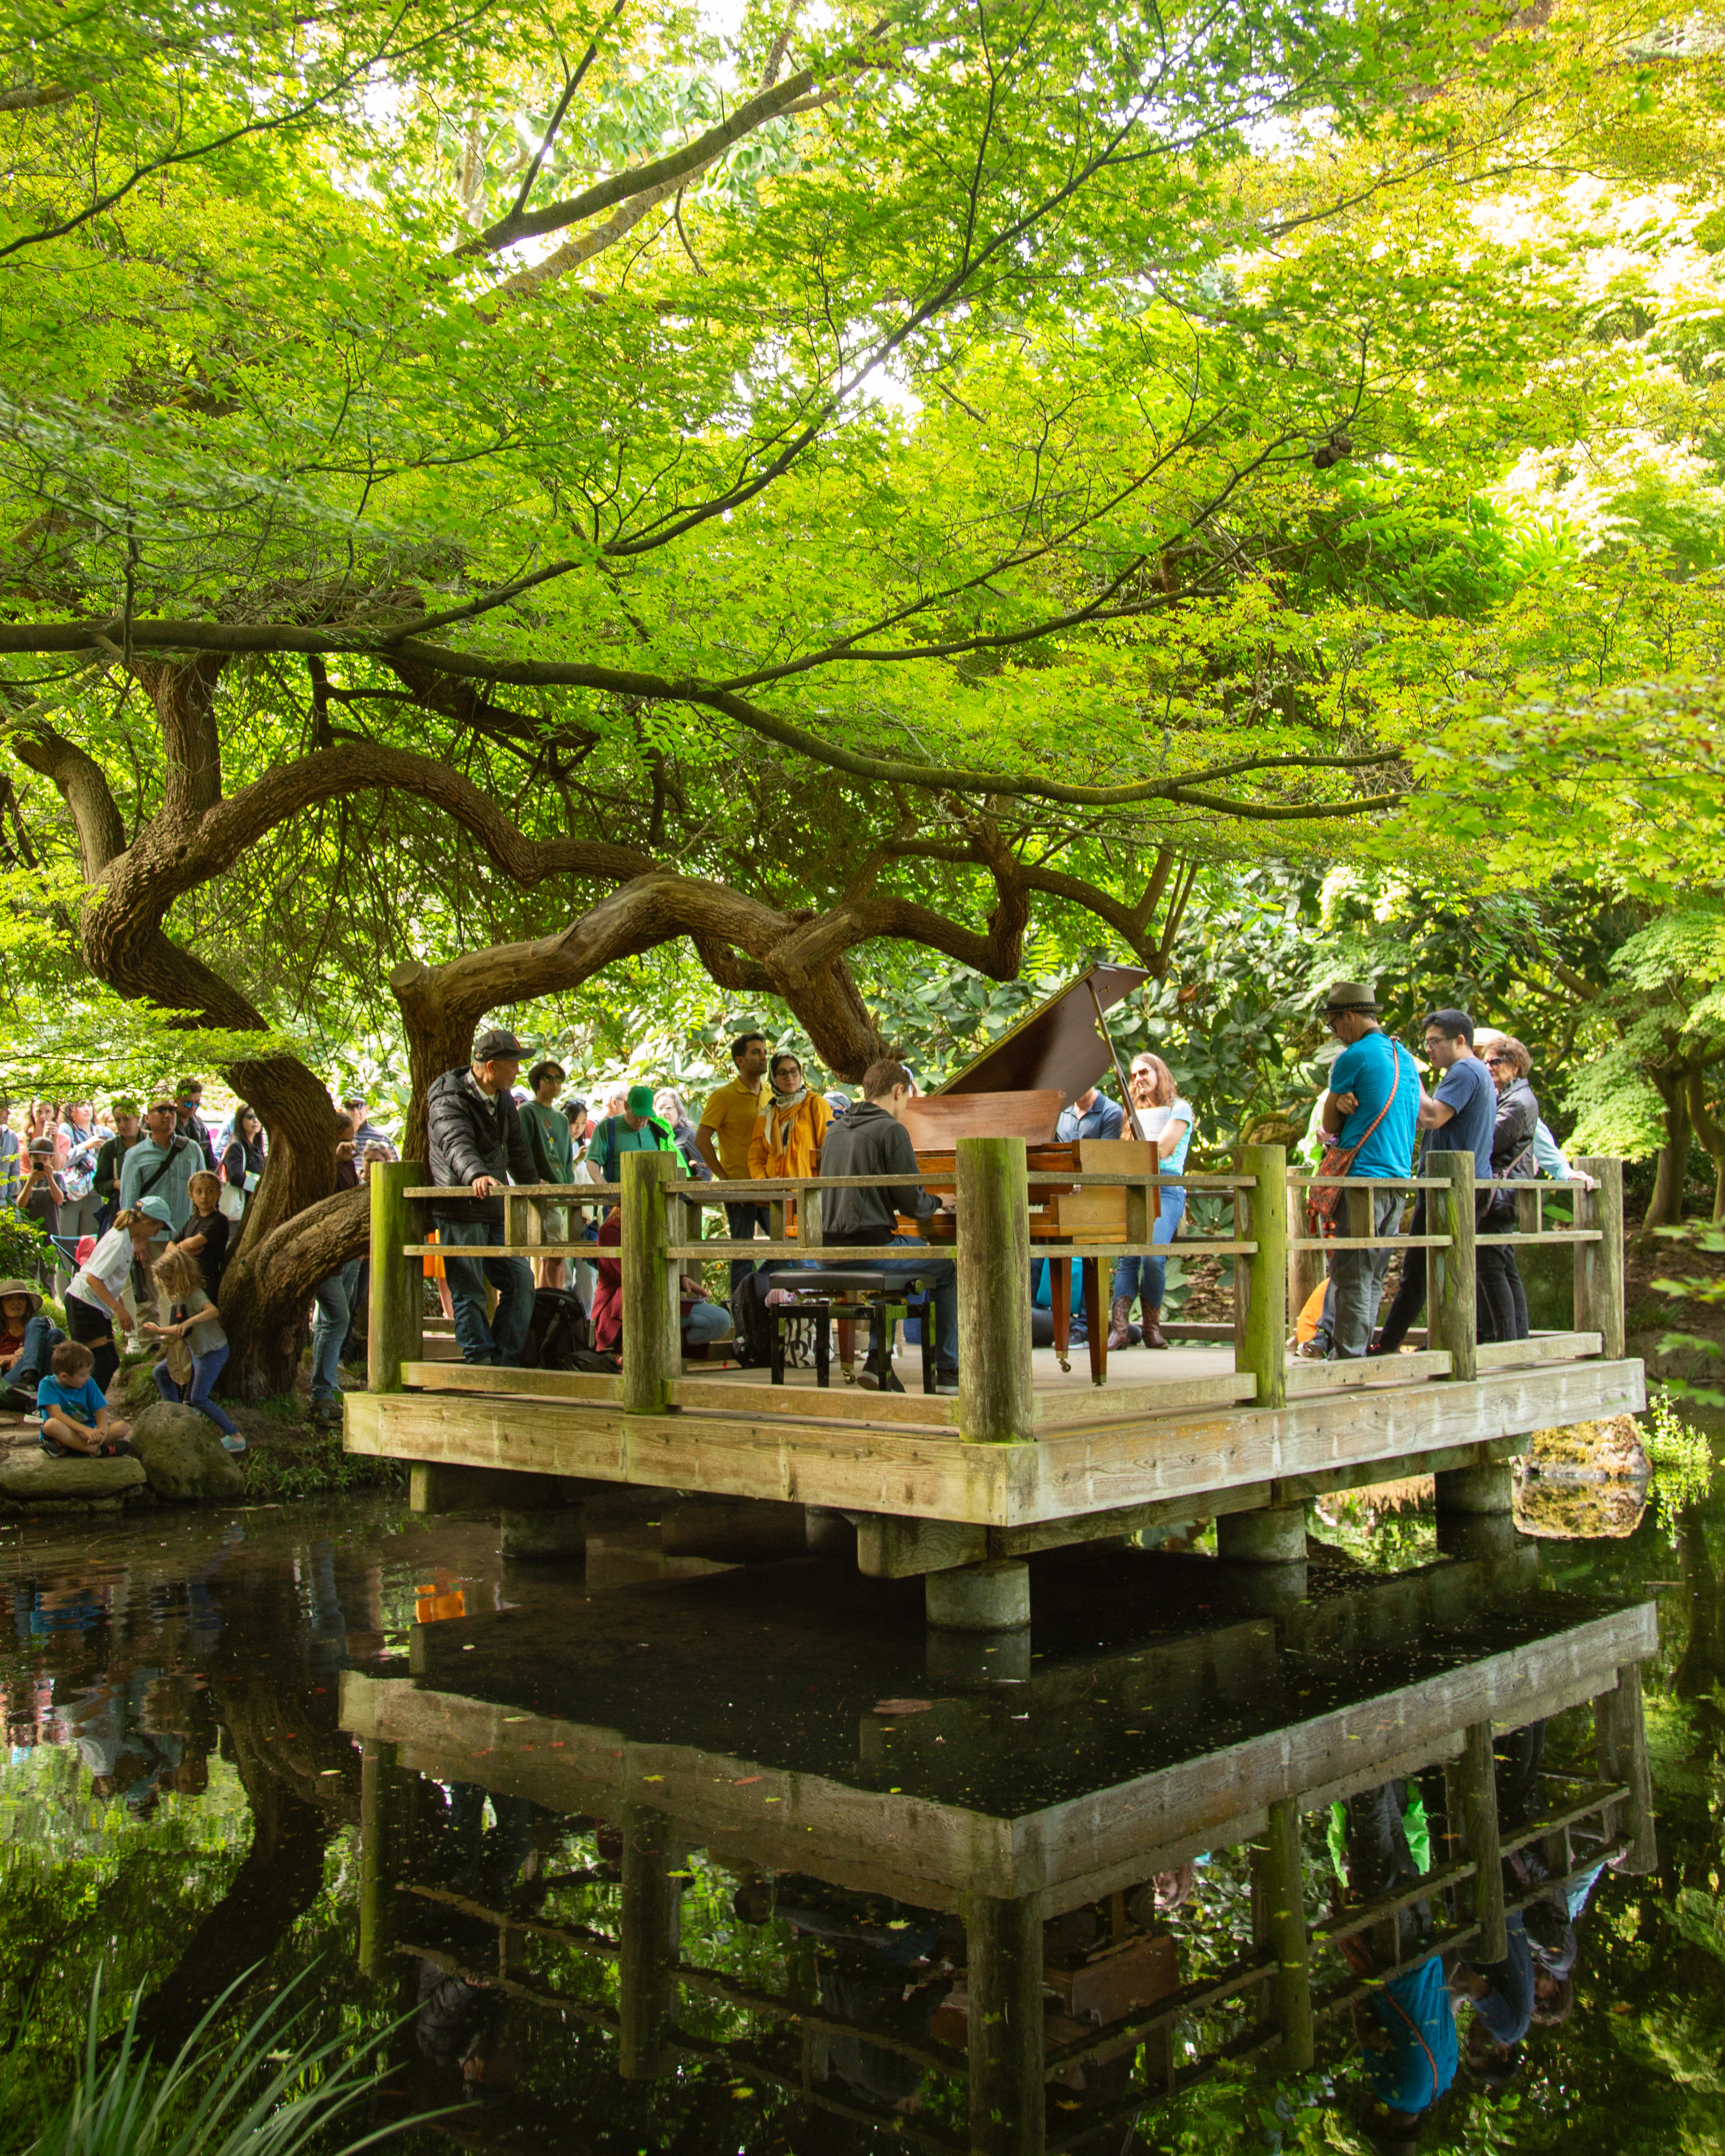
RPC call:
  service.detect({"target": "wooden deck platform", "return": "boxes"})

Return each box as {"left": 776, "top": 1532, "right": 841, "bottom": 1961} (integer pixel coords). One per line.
{"left": 348, "top": 1142, "right": 1638, "bottom": 1604}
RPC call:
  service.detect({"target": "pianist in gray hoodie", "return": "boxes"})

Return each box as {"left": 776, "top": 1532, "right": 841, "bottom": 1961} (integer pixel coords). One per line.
{"left": 817, "top": 1060, "right": 957, "bottom": 1390}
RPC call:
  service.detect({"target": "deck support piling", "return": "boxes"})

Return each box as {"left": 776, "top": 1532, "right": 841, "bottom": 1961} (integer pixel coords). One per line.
{"left": 501, "top": 1504, "right": 587, "bottom": 1559}
{"left": 926, "top": 1559, "right": 1031, "bottom": 1632}
{"left": 1433, "top": 1461, "right": 1516, "bottom": 1516}
{"left": 1217, "top": 1503, "right": 1307, "bottom": 1566}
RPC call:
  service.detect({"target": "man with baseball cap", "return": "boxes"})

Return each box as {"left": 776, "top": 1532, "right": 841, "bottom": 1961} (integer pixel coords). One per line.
{"left": 425, "top": 1026, "right": 537, "bottom": 1366}
{"left": 1317, "top": 982, "right": 1419, "bottom": 1358}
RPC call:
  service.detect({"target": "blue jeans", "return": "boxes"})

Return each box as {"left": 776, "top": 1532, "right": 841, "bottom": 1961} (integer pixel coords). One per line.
{"left": 683, "top": 1300, "right": 731, "bottom": 1348}
{"left": 311, "top": 1258, "right": 362, "bottom": 1402}
{"left": 154, "top": 1340, "right": 241, "bottom": 1437}
{"left": 433, "top": 1217, "right": 532, "bottom": 1367}
{"left": 832, "top": 1232, "right": 958, "bottom": 1376}
{"left": 724, "top": 1201, "right": 771, "bottom": 1291}
{"left": 1111, "top": 1185, "right": 1186, "bottom": 1311}
{"left": 4, "top": 1313, "right": 64, "bottom": 1395}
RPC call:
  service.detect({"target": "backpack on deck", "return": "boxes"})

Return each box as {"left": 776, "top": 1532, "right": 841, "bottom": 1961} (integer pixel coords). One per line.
{"left": 728, "top": 1274, "right": 774, "bottom": 1369}
{"left": 521, "top": 1286, "right": 591, "bottom": 1371}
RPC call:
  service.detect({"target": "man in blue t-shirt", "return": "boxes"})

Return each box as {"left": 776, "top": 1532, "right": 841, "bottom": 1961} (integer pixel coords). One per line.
{"left": 1319, "top": 982, "right": 1419, "bottom": 1358}
{"left": 1374, "top": 1008, "right": 1496, "bottom": 1356}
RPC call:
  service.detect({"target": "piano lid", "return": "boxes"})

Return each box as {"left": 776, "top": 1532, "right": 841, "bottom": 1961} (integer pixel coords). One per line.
{"left": 933, "top": 963, "right": 1152, "bottom": 1101}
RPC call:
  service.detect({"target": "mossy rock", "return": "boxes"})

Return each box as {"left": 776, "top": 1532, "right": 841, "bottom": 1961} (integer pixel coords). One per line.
{"left": 0, "top": 1452, "right": 146, "bottom": 1503}
{"left": 130, "top": 1402, "right": 245, "bottom": 1501}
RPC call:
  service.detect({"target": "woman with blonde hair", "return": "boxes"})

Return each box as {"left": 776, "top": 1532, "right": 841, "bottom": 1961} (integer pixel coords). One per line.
{"left": 1109, "top": 1051, "right": 1197, "bottom": 1353}
{"left": 141, "top": 1244, "right": 246, "bottom": 1452}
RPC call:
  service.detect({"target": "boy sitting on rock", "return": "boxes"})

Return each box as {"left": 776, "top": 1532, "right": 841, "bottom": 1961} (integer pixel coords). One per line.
{"left": 36, "top": 1338, "right": 133, "bottom": 1457}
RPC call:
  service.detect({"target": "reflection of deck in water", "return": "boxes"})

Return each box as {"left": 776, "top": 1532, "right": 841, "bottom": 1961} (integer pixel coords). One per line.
{"left": 344, "top": 1542, "right": 1657, "bottom": 2153}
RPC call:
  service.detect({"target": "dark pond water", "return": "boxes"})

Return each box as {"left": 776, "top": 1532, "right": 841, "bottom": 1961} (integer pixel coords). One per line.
{"left": 1, "top": 1466, "right": 1721, "bottom": 2154}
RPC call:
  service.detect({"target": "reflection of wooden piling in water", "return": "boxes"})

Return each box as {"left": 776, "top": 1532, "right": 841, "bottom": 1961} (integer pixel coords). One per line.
{"left": 1252, "top": 1796, "right": 1313, "bottom": 2073}
{"left": 966, "top": 1894, "right": 1047, "bottom": 2156}
{"left": 618, "top": 1804, "right": 679, "bottom": 2078}
{"left": 358, "top": 1737, "right": 416, "bottom": 1981}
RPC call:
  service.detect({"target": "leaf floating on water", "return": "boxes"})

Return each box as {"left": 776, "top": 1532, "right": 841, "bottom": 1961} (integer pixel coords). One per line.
{"left": 873, "top": 1699, "right": 933, "bottom": 1715}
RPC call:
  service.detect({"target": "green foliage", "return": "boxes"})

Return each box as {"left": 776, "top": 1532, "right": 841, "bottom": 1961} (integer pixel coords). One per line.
{"left": 16, "top": 1964, "right": 433, "bottom": 2156}
{"left": 1643, "top": 1385, "right": 1716, "bottom": 1535}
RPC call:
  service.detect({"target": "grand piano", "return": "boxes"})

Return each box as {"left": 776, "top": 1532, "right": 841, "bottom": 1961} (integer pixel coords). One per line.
{"left": 898, "top": 963, "right": 1158, "bottom": 1383}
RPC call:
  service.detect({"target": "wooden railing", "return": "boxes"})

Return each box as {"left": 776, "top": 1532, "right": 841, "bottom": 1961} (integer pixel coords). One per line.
{"left": 364, "top": 1142, "right": 1625, "bottom": 1434}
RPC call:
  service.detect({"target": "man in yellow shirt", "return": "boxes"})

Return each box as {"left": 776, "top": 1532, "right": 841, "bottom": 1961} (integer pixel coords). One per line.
{"left": 697, "top": 1032, "right": 771, "bottom": 1288}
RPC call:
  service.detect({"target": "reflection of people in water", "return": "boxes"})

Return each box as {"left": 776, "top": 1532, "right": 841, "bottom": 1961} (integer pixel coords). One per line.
{"left": 735, "top": 1874, "right": 958, "bottom": 2113}
{"left": 1335, "top": 1781, "right": 1458, "bottom": 2144}
{"left": 59, "top": 1666, "right": 216, "bottom": 1818}
{"left": 411, "top": 1782, "right": 545, "bottom": 2100}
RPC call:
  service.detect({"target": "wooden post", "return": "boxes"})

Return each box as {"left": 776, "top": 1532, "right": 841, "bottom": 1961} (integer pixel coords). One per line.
{"left": 504, "top": 1189, "right": 542, "bottom": 1251}
{"left": 1251, "top": 1795, "right": 1314, "bottom": 2071}
{"left": 621, "top": 1149, "right": 680, "bottom": 1414}
{"left": 1575, "top": 1155, "right": 1626, "bottom": 1357}
{"left": 618, "top": 1804, "right": 678, "bottom": 2077}
{"left": 358, "top": 1738, "right": 415, "bottom": 1979}
{"left": 1595, "top": 1660, "right": 1658, "bottom": 1873}
{"left": 965, "top": 1893, "right": 1046, "bottom": 2156}
{"left": 1237, "top": 1144, "right": 1288, "bottom": 1411}
{"left": 1448, "top": 1720, "right": 1506, "bottom": 1963}
{"left": 1288, "top": 1178, "right": 1323, "bottom": 1327}
{"left": 956, "top": 1136, "right": 1034, "bottom": 1443}
{"left": 801, "top": 1185, "right": 824, "bottom": 1249}
{"left": 1427, "top": 1151, "right": 1477, "bottom": 1383}
{"left": 367, "top": 1161, "right": 425, "bottom": 1395}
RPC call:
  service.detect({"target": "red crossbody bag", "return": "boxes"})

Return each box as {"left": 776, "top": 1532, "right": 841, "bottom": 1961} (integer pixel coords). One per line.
{"left": 1308, "top": 1044, "right": 1405, "bottom": 1233}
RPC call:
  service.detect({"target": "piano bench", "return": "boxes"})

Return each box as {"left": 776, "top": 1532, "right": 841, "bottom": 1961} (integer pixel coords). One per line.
{"left": 763, "top": 1272, "right": 936, "bottom": 1394}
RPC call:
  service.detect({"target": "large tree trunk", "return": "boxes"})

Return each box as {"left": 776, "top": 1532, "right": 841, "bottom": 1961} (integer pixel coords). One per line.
{"left": 1646, "top": 1065, "right": 1695, "bottom": 1230}
{"left": 1687, "top": 1065, "right": 1725, "bottom": 1227}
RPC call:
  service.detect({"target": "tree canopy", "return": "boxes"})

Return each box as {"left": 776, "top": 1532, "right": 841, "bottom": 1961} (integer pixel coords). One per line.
{"left": 5, "top": 0, "right": 1725, "bottom": 1367}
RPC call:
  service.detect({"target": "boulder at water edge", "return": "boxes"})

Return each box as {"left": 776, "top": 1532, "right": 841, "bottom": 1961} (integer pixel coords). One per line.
{"left": 130, "top": 1402, "right": 246, "bottom": 1501}
{"left": 0, "top": 1451, "right": 146, "bottom": 1504}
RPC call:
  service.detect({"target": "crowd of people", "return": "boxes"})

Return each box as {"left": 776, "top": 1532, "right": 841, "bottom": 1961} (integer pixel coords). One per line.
{"left": 0, "top": 1080, "right": 290, "bottom": 1455}
{"left": 0, "top": 980, "right": 1604, "bottom": 1436}
{"left": 1309, "top": 983, "right": 1599, "bottom": 1364}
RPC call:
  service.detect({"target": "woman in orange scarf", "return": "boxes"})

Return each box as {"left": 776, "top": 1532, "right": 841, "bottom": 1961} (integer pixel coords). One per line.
{"left": 747, "top": 1051, "right": 831, "bottom": 1234}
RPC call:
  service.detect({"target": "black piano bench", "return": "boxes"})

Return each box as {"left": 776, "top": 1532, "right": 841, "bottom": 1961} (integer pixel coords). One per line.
{"left": 765, "top": 1268, "right": 936, "bottom": 1394}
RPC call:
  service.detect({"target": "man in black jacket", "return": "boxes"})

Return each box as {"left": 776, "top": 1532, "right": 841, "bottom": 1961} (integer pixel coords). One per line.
{"left": 427, "top": 1028, "right": 537, "bottom": 1366}
{"left": 821, "top": 1059, "right": 958, "bottom": 1393}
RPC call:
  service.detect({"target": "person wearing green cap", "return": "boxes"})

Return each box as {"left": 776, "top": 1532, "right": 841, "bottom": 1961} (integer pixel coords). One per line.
{"left": 93, "top": 1100, "right": 143, "bottom": 1231}
{"left": 587, "top": 1084, "right": 677, "bottom": 1185}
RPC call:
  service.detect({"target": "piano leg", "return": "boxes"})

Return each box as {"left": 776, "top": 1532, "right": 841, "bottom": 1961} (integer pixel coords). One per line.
{"left": 838, "top": 1315, "right": 857, "bottom": 1382}
{"left": 1051, "top": 1259, "right": 1073, "bottom": 1374}
{"left": 1083, "top": 1259, "right": 1105, "bottom": 1387}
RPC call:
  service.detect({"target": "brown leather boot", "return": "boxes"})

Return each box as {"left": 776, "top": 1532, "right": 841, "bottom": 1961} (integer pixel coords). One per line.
{"left": 1108, "top": 1296, "right": 1132, "bottom": 1350}
{"left": 1141, "top": 1309, "right": 1170, "bottom": 1351}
